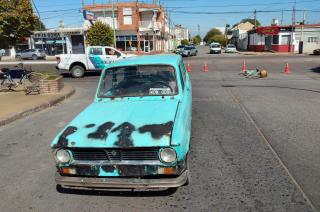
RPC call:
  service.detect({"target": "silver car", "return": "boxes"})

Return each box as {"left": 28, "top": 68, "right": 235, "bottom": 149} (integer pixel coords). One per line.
{"left": 180, "top": 46, "right": 198, "bottom": 57}
{"left": 16, "top": 49, "right": 46, "bottom": 60}
{"left": 225, "top": 44, "right": 237, "bottom": 53}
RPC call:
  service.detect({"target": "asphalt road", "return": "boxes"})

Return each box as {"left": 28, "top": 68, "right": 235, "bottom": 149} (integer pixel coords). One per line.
{"left": 0, "top": 47, "right": 319, "bottom": 211}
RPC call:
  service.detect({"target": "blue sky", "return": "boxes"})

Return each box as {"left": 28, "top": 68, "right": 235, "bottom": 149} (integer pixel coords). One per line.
{"left": 33, "top": 0, "right": 320, "bottom": 37}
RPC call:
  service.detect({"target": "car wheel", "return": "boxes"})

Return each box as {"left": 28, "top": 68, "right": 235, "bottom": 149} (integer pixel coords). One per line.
{"left": 210, "top": 51, "right": 213, "bottom": 54}
{"left": 32, "top": 54, "right": 38, "bottom": 60}
{"left": 188, "top": 52, "right": 190, "bottom": 57}
{"left": 16, "top": 55, "right": 22, "bottom": 61}
{"left": 71, "top": 65, "right": 85, "bottom": 78}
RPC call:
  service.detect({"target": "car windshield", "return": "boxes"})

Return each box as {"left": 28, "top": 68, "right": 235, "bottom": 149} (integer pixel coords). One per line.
{"left": 227, "top": 44, "right": 235, "bottom": 48}
{"left": 98, "top": 65, "right": 178, "bottom": 98}
{"left": 184, "top": 47, "right": 192, "bottom": 50}
{"left": 211, "top": 44, "right": 220, "bottom": 48}
{"left": 177, "top": 45, "right": 185, "bottom": 48}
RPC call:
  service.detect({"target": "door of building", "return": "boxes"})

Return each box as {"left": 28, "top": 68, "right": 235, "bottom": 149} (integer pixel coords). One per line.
{"left": 144, "top": 40, "right": 150, "bottom": 52}
{"left": 265, "top": 36, "right": 272, "bottom": 51}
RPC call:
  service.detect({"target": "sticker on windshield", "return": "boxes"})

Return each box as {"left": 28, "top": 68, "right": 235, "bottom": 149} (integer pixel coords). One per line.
{"left": 149, "top": 88, "right": 172, "bottom": 95}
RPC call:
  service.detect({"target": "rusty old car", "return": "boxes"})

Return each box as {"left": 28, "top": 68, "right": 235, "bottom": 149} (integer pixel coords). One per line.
{"left": 51, "top": 54, "right": 192, "bottom": 189}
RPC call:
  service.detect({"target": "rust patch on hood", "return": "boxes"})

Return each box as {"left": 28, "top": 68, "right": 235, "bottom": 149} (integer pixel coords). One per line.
{"left": 85, "top": 124, "right": 95, "bottom": 128}
{"left": 138, "top": 121, "right": 174, "bottom": 139}
{"left": 111, "top": 122, "right": 135, "bottom": 147}
{"left": 56, "top": 126, "right": 77, "bottom": 148}
{"left": 88, "top": 122, "right": 115, "bottom": 140}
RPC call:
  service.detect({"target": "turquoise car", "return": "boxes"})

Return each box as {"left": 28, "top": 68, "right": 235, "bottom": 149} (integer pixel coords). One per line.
{"left": 51, "top": 54, "right": 192, "bottom": 189}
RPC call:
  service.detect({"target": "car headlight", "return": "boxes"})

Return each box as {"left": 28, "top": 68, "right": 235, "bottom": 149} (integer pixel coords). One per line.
{"left": 160, "top": 148, "right": 177, "bottom": 163}
{"left": 55, "top": 149, "right": 71, "bottom": 163}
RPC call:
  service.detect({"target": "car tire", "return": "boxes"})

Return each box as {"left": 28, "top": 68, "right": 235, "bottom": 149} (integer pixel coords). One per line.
{"left": 188, "top": 52, "right": 190, "bottom": 57}
{"left": 32, "top": 54, "right": 38, "bottom": 60}
{"left": 16, "top": 55, "right": 22, "bottom": 61}
{"left": 71, "top": 65, "right": 85, "bottom": 78}
{"left": 210, "top": 51, "right": 213, "bottom": 54}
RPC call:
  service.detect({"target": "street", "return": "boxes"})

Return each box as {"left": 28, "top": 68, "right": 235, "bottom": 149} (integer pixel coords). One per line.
{"left": 0, "top": 47, "right": 320, "bottom": 211}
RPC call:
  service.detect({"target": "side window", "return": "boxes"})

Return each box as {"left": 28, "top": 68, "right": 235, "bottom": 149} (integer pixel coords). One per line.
{"left": 89, "top": 47, "right": 103, "bottom": 55}
{"left": 179, "top": 63, "right": 186, "bottom": 90}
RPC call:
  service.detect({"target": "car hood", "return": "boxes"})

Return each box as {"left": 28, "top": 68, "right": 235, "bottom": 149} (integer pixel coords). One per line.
{"left": 52, "top": 99, "right": 179, "bottom": 148}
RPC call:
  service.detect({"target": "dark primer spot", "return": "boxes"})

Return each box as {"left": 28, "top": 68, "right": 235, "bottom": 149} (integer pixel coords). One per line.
{"left": 73, "top": 165, "right": 100, "bottom": 176}
{"left": 117, "top": 165, "right": 158, "bottom": 176}
{"left": 88, "top": 122, "right": 115, "bottom": 140}
{"left": 111, "top": 122, "right": 135, "bottom": 147}
{"left": 101, "top": 165, "right": 116, "bottom": 173}
{"left": 85, "top": 124, "right": 95, "bottom": 128}
{"left": 138, "top": 121, "right": 174, "bottom": 139}
{"left": 56, "top": 126, "right": 77, "bottom": 148}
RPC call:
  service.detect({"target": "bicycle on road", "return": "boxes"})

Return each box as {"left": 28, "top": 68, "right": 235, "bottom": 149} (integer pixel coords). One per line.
{"left": 0, "top": 63, "right": 34, "bottom": 91}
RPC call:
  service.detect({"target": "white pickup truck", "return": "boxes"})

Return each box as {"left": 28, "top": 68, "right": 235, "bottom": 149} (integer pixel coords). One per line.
{"left": 56, "top": 46, "right": 136, "bottom": 78}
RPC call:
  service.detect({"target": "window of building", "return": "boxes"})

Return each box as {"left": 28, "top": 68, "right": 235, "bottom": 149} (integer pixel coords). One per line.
{"left": 116, "top": 35, "right": 138, "bottom": 51}
{"left": 307, "top": 37, "right": 318, "bottom": 43}
{"left": 272, "top": 35, "right": 279, "bottom": 44}
{"left": 123, "top": 8, "right": 132, "bottom": 25}
{"left": 281, "top": 35, "right": 291, "bottom": 45}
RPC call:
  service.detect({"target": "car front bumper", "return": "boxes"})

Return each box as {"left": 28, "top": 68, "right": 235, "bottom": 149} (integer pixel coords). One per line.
{"left": 55, "top": 170, "right": 189, "bottom": 188}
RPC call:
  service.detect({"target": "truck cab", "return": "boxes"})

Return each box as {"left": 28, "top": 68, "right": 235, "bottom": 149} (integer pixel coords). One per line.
{"left": 56, "top": 46, "right": 136, "bottom": 78}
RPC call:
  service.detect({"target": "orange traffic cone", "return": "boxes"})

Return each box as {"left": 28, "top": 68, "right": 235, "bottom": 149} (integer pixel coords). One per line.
{"left": 203, "top": 63, "right": 208, "bottom": 72}
{"left": 187, "top": 63, "right": 191, "bottom": 73}
{"left": 283, "top": 62, "right": 291, "bottom": 74}
{"left": 241, "top": 60, "right": 247, "bottom": 72}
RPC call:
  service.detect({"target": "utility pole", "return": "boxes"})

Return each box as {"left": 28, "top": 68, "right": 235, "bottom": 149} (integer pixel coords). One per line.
{"left": 254, "top": 10, "right": 257, "bottom": 28}
{"left": 291, "top": 0, "right": 296, "bottom": 53}
{"left": 281, "top": 9, "right": 284, "bottom": 25}
{"left": 112, "top": 0, "right": 117, "bottom": 48}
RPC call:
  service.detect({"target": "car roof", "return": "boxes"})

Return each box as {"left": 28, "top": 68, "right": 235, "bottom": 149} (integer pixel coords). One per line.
{"left": 106, "top": 54, "right": 182, "bottom": 69}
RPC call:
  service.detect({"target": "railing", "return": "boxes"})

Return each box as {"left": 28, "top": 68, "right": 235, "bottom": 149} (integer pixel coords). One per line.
{"left": 139, "top": 21, "right": 161, "bottom": 30}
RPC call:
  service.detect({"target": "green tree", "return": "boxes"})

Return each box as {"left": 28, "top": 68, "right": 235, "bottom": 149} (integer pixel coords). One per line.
{"left": 204, "top": 28, "right": 223, "bottom": 44}
{"left": 86, "top": 21, "right": 114, "bottom": 46}
{"left": 192, "top": 35, "right": 201, "bottom": 45}
{"left": 212, "top": 35, "right": 227, "bottom": 45}
{"left": 34, "top": 17, "right": 46, "bottom": 31}
{"left": 0, "top": 0, "right": 37, "bottom": 47}
{"left": 181, "top": 39, "right": 189, "bottom": 45}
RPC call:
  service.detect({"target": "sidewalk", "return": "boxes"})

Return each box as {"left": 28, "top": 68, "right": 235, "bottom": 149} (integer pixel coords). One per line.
{"left": 0, "top": 55, "right": 56, "bottom": 61}
{"left": 238, "top": 51, "right": 309, "bottom": 56}
{"left": 0, "top": 84, "right": 75, "bottom": 126}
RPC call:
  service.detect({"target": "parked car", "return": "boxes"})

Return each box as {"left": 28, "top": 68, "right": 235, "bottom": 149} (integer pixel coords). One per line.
{"left": 51, "top": 54, "right": 192, "bottom": 189}
{"left": 210, "top": 43, "right": 222, "bottom": 54}
{"left": 225, "top": 44, "right": 237, "bottom": 53}
{"left": 180, "top": 46, "right": 198, "bottom": 57}
{"left": 0, "top": 49, "right": 5, "bottom": 61}
{"left": 313, "top": 49, "right": 320, "bottom": 55}
{"left": 175, "top": 45, "right": 186, "bottom": 54}
{"left": 56, "top": 46, "right": 136, "bottom": 78}
{"left": 15, "top": 49, "right": 46, "bottom": 60}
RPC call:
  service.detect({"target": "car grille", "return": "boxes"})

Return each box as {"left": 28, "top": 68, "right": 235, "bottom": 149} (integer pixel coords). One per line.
{"left": 71, "top": 148, "right": 160, "bottom": 161}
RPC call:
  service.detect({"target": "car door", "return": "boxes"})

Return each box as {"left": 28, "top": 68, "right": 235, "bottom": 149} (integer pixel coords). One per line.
{"left": 88, "top": 47, "right": 105, "bottom": 70}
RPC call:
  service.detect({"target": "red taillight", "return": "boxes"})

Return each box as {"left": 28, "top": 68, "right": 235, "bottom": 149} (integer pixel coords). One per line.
{"left": 56, "top": 56, "right": 61, "bottom": 64}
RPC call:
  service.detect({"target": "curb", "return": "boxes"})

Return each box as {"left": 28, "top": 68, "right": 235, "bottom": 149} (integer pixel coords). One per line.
{"left": 0, "top": 87, "right": 75, "bottom": 127}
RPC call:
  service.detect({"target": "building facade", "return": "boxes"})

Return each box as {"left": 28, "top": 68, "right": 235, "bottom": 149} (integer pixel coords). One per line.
{"left": 83, "top": 1, "right": 173, "bottom": 53}
{"left": 173, "top": 25, "right": 189, "bottom": 47}
{"left": 30, "top": 28, "right": 85, "bottom": 55}
{"left": 247, "top": 26, "right": 295, "bottom": 52}
{"left": 231, "top": 24, "right": 320, "bottom": 53}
